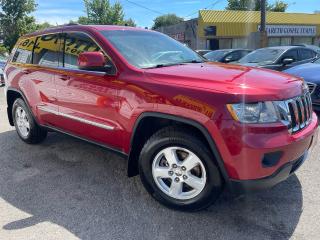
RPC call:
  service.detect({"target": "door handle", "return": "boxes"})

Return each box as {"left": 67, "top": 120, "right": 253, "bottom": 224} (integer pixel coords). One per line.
{"left": 22, "top": 70, "right": 31, "bottom": 74}
{"left": 60, "top": 75, "right": 71, "bottom": 81}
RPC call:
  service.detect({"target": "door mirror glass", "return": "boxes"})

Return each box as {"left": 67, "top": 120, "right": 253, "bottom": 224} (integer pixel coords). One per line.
{"left": 282, "top": 58, "right": 294, "bottom": 65}
{"left": 78, "top": 51, "right": 111, "bottom": 71}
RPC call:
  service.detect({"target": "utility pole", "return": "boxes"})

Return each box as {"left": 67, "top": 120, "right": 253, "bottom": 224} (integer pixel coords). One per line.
{"left": 260, "top": 0, "right": 267, "bottom": 47}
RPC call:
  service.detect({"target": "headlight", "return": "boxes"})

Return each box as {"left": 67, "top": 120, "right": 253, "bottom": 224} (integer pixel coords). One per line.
{"left": 227, "top": 102, "right": 279, "bottom": 123}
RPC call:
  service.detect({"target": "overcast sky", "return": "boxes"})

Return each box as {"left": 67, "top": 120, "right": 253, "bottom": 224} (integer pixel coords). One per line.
{"left": 33, "top": 0, "right": 319, "bottom": 27}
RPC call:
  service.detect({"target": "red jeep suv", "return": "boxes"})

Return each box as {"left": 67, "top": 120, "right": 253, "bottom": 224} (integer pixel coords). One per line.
{"left": 3, "top": 25, "right": 319, "bottom": 211}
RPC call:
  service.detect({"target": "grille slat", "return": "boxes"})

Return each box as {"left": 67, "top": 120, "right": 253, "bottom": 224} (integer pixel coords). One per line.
{"left": 307, "top": 82, "right": 317, "bottom": 95}
{"left": 284, "top": 92, "right": 313, "bottom": 134}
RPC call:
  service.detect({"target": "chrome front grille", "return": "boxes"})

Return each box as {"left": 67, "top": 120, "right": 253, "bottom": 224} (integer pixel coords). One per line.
{"left": 307, "top": 82, "right": 317, "bottom": 95}
{"left": 276, "top": 92, "right": 313, "bottom": 134}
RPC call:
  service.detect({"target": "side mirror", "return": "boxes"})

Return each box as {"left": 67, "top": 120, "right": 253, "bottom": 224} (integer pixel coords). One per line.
{"left": 224, "top": 57, "right": 233, "bottom": 63}
{"left": 282, "top": 58, "right": 294, "bottom": 65}
{"left": 78, "top": 51, "right": 112, "bottom": 72}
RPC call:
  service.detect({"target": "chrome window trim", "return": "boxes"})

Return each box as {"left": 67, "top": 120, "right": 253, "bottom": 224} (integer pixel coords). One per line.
{"left": 23, "top": 30, "right": 118, "bottom": 76}
{"left": 38, "top": 106, "right": 114, "bottom": 131}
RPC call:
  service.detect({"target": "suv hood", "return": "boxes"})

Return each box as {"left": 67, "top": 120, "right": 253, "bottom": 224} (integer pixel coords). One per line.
{"left": 144, "top": 62, "right": 303, "bottom": 102}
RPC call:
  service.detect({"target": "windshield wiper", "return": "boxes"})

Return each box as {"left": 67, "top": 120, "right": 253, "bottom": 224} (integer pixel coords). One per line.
{"left": 181, "top": 59, "right": 205, "bottom": 64}
{"left": 143, "top": 60, "right": 205, "bottom": 69}
{"left": 143, "top": 62, "right": 185, "bottom": 69}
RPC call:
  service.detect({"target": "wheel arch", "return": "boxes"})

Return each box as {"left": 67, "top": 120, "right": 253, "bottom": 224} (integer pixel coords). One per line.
{"left": 127, "top": 112, "right": 230, "bottom": 184}
{"left": 6, "top": 87, "right": 37, "bottom": 126}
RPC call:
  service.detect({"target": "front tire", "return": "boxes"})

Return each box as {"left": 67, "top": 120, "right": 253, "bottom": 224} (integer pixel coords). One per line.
{"left": 139, "top": 126, "right": 223, "bottom": 211}
{"left": 12, "top": 98, "right": 47, "bottom": 144}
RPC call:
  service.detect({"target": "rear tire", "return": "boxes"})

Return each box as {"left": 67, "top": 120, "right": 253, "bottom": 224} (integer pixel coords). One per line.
{"left": 12, "top": 98, "right": 47, "bottom": 144}
{"left": 139, "top": 126, "right": 223, "bottom": 211}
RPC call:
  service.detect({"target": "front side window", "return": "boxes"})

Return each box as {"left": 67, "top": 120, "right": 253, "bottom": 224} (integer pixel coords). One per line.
{"left": 225, "top": 51, "right": 241, "bottom": 62}
{"left": 12, "top": 36, "right": 37, "bottom": 64}
{"left": 64, "top": 32, "right": 112, "bottom": 70}
{"left": 280, "top": 49, "right": 298, "bottom": 62}
{"left": 101, "top": 30, "right": 203, "bottom": 69}
{"left": 33, "top": 34, "right": 63, "bottom": 68}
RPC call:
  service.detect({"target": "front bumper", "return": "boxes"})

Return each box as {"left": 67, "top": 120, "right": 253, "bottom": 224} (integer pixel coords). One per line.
{"left": 229, "top": 152, "right": 308, "bottom": 194}
{"left": 228, "top": 125, "right": 318, "bottom": 194}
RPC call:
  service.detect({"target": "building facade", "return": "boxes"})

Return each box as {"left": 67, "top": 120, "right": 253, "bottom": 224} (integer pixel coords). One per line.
{"left": 157, "top": 10, "right": 320, "bottom": 50}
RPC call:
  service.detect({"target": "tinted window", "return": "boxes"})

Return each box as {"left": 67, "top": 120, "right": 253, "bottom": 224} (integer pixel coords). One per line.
{"left": 11, "top": 37, "right": 37, "bottom": 64}
{"left": 299, "top": 49, "right": 316, "bottom": 61}
{"left": 280, "top": 49, "right": 298, "bottom": 62}
{"left": 224, "top": 51, "right": 241, "bottom": 62}
{"left": 64, "top": 32, "right": 109, "bottom": 70}
{"left": 33, "top": 34, "right": 63, "bottom": 67}
{"left": 240, "top": 50, "right": 251, "bottom": 58}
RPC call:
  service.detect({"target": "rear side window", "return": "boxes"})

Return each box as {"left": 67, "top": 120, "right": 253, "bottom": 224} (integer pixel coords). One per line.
{"left": 11, "top": 37, "right": 37, "bottom": 64}
{"left": 33, "top": 34, "right": 63, "bottom": 68}
{"left": 299, "top": 49, "right": 316, "bottom": 61}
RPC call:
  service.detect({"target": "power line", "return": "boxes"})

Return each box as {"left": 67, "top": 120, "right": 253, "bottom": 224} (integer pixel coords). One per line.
{"left": 122, "top": 0, "right": 165, "bottom": 15}
{"left": 184, "top": 0, "right": 222, "bottom": 18}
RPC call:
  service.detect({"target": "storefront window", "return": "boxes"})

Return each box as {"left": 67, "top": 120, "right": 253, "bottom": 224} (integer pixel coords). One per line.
{"left": 292, "top": 37, "right": 314, "bottom": 45}
{"left": 219, "top": 39, "right": 232, "bottom": 49}
{"left": 280, "top": 37, "right": 291, "bottom": 46}
{"left": 268, "top": 38, "right": 281, "bottom": 47}
{"left": 232, "top": 38, "right": 248, "bottom": 49}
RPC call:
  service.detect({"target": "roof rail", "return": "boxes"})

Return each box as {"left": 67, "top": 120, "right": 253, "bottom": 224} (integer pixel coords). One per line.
{"left": 64, "top": 23, "right": 81, "bottom": 26}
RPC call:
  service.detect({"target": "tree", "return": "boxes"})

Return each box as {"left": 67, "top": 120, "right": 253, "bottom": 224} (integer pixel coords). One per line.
{"left": 270, "top": 1, "right": 288, "bottom": 12}
{"left": 77, "top": 0, "right": 136, "bottom": 26}
{"left": 152, "top": 14, "right": 184, "bottom": 30}
{"left": 226, "top": 0, "right": 288, "bottom": 12}
{"left": 0, "top": 44, "right": 8, "bottom": 55}
{"left": 0, "top": 0, "right": 37, "bottom": 51}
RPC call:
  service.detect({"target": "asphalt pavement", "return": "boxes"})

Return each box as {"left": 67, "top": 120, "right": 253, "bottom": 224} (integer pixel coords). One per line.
{"left": 0, "top": 88, "right": 319, "bottom": 240}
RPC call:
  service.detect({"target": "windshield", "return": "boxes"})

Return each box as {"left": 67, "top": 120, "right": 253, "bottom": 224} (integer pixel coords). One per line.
{"left": 239, "top": 48, "right": 284, "bottom": 64}
{"left": 101, "top": 30, "right": 203, "bottom": 69}
{"left": 204, "top": 50, "right": 230, "bottom": 61}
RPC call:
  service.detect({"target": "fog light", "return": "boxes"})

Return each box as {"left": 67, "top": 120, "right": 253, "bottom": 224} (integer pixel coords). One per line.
{"left": 262, "top": 151, "right": 283, "bottom": 168}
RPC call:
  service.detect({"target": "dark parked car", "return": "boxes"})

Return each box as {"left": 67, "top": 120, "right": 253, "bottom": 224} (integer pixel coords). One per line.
{"left": 0, "top": 55, "right": 6, "bottom": 86}
{"left": 284, "top": 57, "right": 320, "bottom": 111}
{"left": 195, "top": 49, "right": 211, "bottom": 56}
{"left": 204, "top": 49, "right": 252, "bottom": 63}
{"left": 238, "top": 46, "right": 318, "bottom": 71}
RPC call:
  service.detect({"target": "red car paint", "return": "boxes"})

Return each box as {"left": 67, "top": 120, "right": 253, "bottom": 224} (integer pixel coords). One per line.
{"left": 4, "top": 25, "right": 318, "bottom": 184}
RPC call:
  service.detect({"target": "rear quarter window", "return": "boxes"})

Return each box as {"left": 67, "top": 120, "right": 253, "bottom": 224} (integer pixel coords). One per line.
{"left": 11, "top": 37, "right": 37, "bottom": 64}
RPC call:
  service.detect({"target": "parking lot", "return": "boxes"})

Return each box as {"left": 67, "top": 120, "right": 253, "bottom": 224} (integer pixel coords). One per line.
{"left": 0, "top": 89, "right": 319, "bottom": 240}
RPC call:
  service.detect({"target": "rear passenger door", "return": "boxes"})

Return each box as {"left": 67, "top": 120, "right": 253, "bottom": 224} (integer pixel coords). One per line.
{"left": 54, "top": 31, "right": 122, "bottom": 149}
{"left": 32, "top": 33, "right": 63, "bottom": 125}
